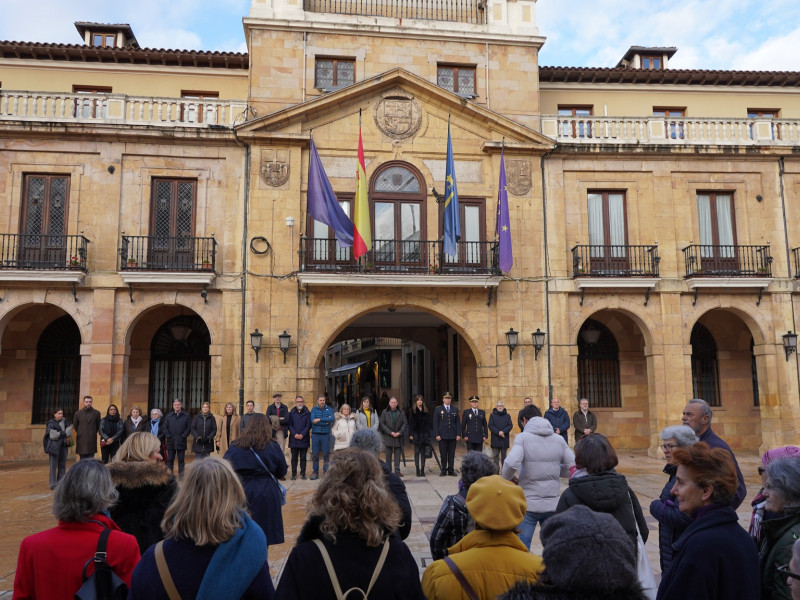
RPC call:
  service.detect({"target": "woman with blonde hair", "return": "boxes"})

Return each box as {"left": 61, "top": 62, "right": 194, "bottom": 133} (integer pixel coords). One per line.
{"left": 108, "top": 431, "right": 177, "bottom": 553}
{"left": 128, "top": 456, "right": 274, "bottom": 599}
{"left": 225, "top": 413, "right": 288, "bottom": 553}
{"left": 275, "top": 448, "right": 423, "bottom": 599}
{"left": 215, "top": 401, "right": 241, "bottom": 455}
{"left": 332, "top": 403, "right": 357, "bottom": 451}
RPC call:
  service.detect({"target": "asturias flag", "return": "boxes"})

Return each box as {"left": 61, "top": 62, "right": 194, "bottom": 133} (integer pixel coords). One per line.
{"left": 443, "top": 124, "right": 460, "bottom": 258}
{"left": 307, "top": 138, "right": 353, "bottom": 247}
{"left": 496, "top": 147, "right": 513, "bottom": 273}
{"left": 353, "top": 127, "right": 371, "bottom": 259}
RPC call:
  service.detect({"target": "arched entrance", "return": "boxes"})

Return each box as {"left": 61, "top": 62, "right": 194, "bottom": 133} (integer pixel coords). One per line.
{"left": 32, "top": 315, "right": 81, "bottom": 423}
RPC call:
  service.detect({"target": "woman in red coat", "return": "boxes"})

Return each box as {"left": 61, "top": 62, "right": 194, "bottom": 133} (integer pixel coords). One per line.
{"left": 13, "top": 459, "right": 140, "bottom": 599}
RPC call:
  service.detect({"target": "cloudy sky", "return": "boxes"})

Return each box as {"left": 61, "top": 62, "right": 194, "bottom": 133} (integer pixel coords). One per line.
{"left": 2, "top": 0, "right": 800, "bottom": 71}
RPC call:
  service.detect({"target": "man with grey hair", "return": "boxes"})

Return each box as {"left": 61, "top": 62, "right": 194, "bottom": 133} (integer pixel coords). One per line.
{"left": 681, "top": 398, "right": 746, "bottom": 508}
{"left": 429, "top": 451, "right": 498, "bottom": 559}
{"left": 349, "top": 428, "right": 411, "bottom": 539}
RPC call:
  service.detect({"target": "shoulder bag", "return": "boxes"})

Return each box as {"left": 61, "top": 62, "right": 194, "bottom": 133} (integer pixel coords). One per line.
{"left": 443, "top": 556, "right": 479, "bottom": 600}
{"left": 74, "top": 523, "right": 128, "bottom": 600}
{"left": 313, "top": 538, "right": 389, "bottom": 599}
{"left": 250, "top": 447, "right": 287, "bottom": 506}
{"left": 154, "top": 540, "right": 183, "bottom": 600}
{"left": 629, "top": 494, "right": 657, "bottom": 600}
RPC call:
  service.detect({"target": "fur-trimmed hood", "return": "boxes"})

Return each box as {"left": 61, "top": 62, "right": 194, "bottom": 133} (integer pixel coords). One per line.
{"left": 107, "top": 459, "right": 174, "bottom": 489}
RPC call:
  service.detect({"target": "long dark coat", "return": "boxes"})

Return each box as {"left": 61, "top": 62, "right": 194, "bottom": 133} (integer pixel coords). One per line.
{"left": 488, "top": 408, "right": 513, "bottom": 449}
{"left": 379, "top": 408, "right": 407, "bottom": 449}
{"left": 461, "top": 408, "right": 488, "bottom": 443}
{"left": 408, "top": 409, "right": 430, "bottom": 445}
{"left": 122, "top": 416, "right": 148, "bottom": 442}
{"left": 225, "top": 443, "right": 288, "bottom": 546}
{"left": 163, "top": 410, "right": 191, "bottom": 450}
{"left": 649, "top": 463, "right": 692, "bottom": 573}
{"left": 287, "top": 406, "right": 311, "bottom": 448}
{"left": 43, "top": 418, "right": 71, "bottom": 456}
{"left": 73, "top": 406, "right": 101, "bottom": 455}
{"left": 191, "top": 413, "right": 217, "bottom": 454}
{"left": 107, "top": 460, "right": 177, "bottom": 553}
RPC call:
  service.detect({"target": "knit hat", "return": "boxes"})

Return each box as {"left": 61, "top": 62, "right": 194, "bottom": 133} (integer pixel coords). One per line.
{"left": 465, "top": 475, "right": 526, "bottom": 531}
{"left": 539, "top": 505, "right": 638, "bottom": 592}
{"left": 761, "top": 446, "right": 800, "bottom": 467}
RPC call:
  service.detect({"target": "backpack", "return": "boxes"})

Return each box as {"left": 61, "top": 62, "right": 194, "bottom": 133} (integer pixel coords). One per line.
{"left": 74, "top": 523, "right": 128, "bottom": 600}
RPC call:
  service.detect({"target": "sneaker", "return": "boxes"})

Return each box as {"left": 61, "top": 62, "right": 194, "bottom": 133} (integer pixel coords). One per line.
{"left": 310, "top": 473, "right": 319, "bottom": 481}
{"left": 291, "top": 475, "right": 297, "bottom": 481}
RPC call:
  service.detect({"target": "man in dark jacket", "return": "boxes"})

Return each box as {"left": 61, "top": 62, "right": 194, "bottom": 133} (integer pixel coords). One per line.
{"left": 266, "top": 392, "right": 289, "bottom": 452}
{"left": 488, "top": 400, "right": 513, "bottom": 469}
{"left": 432, "top": 392, "right": 460, "bottom": 477}
{"left": 164, "top": 400, "right": 191, "bottom": 476}
{"left": 73, "top": 395, "right": 101, "bottom": 459}
{"left": 681, "top": 398, "right": 747, "bottom": 509}
{"left": 462, "top": 395, "right": 488, "bottom": 452}
{"left": 379, "top": 396, "right": 407, "bottom": 476}
{"left": 287, "top": 395, "right": 311, "bottom": 480}
{"left": 572, "top": 398, "right": 597, "bottom": 444}
{"left": 544, "top": 398, "right": 570, "bottom": 444}
{"left": 241, "top": 400, "right": 256, "bottom": 431}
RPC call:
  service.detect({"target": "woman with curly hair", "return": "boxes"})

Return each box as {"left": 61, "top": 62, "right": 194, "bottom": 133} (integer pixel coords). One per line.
{"left": 275, "top": 448, "right": 424, "bottom": 599}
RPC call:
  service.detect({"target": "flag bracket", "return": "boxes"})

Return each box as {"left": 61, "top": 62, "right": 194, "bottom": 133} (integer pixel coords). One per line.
{"left": 487, "top": 287, "right": 494, "bottom": 307}
{"left": 431, "top": 187, "right": 444, "bottom": 204}
{"left": 579, "top": 288, "right": 585, "bottom": 306}
{"left": 644, "top": 287, "right": 651, "bottom": 307}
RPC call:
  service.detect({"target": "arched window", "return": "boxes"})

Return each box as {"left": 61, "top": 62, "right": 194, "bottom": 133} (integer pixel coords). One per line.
{"left": 149, "top": 316, "right": 210, "bottom": 415}
{"left": 32, "top": 316, "right": 81, "bottom": 424}
{"left": 370, "top": 162, "right": 427, "bottom": 268}
{"left": 577, "top": 319, "right": 621, "bottom": 408}
{"left": 690, "top": 323, "right": 720, "bottom": 406}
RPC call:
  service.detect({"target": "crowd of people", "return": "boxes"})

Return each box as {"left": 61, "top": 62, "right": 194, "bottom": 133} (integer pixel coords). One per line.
{"left": 15, "top": 393, "right": 800, "bottom": 600}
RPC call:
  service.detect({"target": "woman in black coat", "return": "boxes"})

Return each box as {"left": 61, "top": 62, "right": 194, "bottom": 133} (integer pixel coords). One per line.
{"left": 225, "top": 413, "right": 288, "bottom": 554}
{"left": 122, "top": 405, "right": 148, "bottom": 443}
{"left": 99, "top": 404, "right": 124, "bottom": 464}
{"left": 275, "top": 448, "right": 424, "bottom": 600}
{"left": 43, "top": 407, "right": 72, "bottom": 489}
{"left": 408, "top": 395, "right": 430, "bottom": 477}
{"left": 488, "top": 401, "right": 513, "bottom": 469}
{"left": 108, "top": 432, "right": 177, "bottom": 553}
{"left": 191, "top": 402, "right": 217, "bottom": 458}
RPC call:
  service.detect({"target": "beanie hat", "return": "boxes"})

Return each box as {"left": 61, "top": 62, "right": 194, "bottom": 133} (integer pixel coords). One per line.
{"left": 761, "top": 446, "right": 800, "bottom": 467}
{"left": 465, "top": 475, "right": 526, "bottom": 531}
{"left": 539, "top": 505, "right": 638, "bottom": 592}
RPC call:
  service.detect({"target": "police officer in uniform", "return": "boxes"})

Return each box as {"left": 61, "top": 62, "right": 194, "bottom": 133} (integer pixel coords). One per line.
{"left": 462, "top": 395, "right": 488, "bottom": 452}
{"left": 432, "top": 392, "right": 460, "bottom": 476}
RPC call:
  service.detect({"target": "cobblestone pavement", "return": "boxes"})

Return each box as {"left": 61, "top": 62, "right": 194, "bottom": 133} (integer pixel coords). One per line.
{"left": 0, "top": 445, "right": 764, "bottom": 596}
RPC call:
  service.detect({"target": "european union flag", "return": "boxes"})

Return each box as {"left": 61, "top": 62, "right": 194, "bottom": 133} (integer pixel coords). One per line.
{"left": 307, "top": 138, "right": 353, "bottom": 247}
{"left": 443, "top": 124, "right": 460, "bottom": 258}
{"left": 496, "top": 147, "right": 513, "bottom": 273}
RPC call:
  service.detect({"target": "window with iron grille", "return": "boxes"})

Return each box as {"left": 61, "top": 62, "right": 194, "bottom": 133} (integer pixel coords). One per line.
{"left": 691, "top": 323, "right": 720, "bottom": 406}
{"left": 32, "top": 316, "right": 81, "bottom": 424}
{"left": 577, "top": 319, "right": 621, "bottom": 408}
{"left": 315, "top": 58, "right": 355, "bottom": 90}
{"left": 149, "top": 316, "right": 210, "bottom": 415}
{"left": 149, "top": 178, "right": 197, "bottom": 269}
{"left": 437, "top": 65, "right": 476, "bottom": 96}
{"left": 19, "top": 174, "right": 70, "bottom": 268}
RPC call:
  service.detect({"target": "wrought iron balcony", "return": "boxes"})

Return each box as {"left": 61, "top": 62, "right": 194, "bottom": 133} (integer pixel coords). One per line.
{"left": 571, "top": 244, "right": 660, "bottom": 277}
{"left": 0, "top": 234, "right": 89, "bottom": 271}
{"left": 303, "top": 0, "right": 487, "bottom": 24}
{"left": 300, "top": 237, "right": 499, "bottom": 275}
{"left": 682, "top": 244, "right": 771, "bottom": 277}
{"left": 119, "top": 235, "right": 216, "bottom": 272}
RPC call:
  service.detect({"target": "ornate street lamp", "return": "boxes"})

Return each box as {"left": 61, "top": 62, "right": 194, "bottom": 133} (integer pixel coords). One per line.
{"left": 532, "top": 328, "right": 546, "bottom": 361}
{"left": 250, "top": 329, "right": 263, "bottom": 363}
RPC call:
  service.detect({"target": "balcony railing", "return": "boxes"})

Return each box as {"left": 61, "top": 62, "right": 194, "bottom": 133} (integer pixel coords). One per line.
{"left": 300, "top": 237, "right": 499, "bottom": 275}
{"left": 0, "top": 90, "right": 248, "bottom": 128}
{"left": 571, "top": 244, "right": 659, "bottom": 278}
{"left": 0, "top": 234, "right": 89, "bottom": 271}
{"left": 542, "top": 115, "right": 800, "bottom": 146}
{"left": 119, "top": 236, "right": 216, "bottom": 272}
{"left": 683, "top": 245, "right": 771, "bottom": 277}
{"left": 303, "top": 0, "right": 487, "bottom": 23}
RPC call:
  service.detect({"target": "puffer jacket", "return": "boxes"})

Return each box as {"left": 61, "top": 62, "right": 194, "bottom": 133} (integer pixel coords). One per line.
{"left": 501, "top": 416, "right": 575, "bottom": 513}
{"left": 331, "top": 413, "right": 357, "bottom": 451}
{"left": 649, "top": 463, "right": 692, "bottom": 572}
{"left": 760, "top": 506, "right": 800, "bottom": 600}
{"left": 422, "top": 529, "right": 544, "bottom": 600}
{"left": 556, "top": 470, "right": 648, "bottom": 550}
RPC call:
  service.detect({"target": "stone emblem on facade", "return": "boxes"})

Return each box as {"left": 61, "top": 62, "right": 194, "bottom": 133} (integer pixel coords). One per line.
{"left": 260, "top": 148, "right": 290, "bottom": 187}
{"left": 506, "top": 159, "right": 532, "bottom": 195}
{"left": 374, "top": 89, "right": 422, "bottom": 139}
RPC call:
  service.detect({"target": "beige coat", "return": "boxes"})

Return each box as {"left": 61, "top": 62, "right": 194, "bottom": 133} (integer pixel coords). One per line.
{"left": 215, "top": 413, "right": 241, "bottom": 455}
{"left": 332, "top": 413, "right": 357, "bottom": 451}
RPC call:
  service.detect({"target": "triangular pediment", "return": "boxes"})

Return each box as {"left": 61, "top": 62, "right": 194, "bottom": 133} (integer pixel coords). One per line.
{"left": 236, "top": 67, "right": 554, "bottom": 151}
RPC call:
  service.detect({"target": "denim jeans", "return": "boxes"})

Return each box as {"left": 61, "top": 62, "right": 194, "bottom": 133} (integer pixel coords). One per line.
{"left": 311, "top": 433, "right": 330, "bottom": 474}
{"left": 518, "top": 511, "right": 554, "bottom": 550}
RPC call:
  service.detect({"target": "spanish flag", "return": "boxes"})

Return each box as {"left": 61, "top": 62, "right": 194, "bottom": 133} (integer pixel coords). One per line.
{"left": 353, "top": 126, "right": 371, "bottom": 259}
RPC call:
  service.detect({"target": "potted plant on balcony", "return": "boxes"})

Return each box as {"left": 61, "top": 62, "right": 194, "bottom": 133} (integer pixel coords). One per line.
{"left": 69, "top": 255, "right": 81, "bottom": 267}
{"left": 126, "top": 257, "right": 138, "bottom": 268}
{"left": 201, "top": 259, "right": 212, "bottom": 270}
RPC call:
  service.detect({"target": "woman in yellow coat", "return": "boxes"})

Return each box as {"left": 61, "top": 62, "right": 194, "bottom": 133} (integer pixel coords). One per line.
{"left": 422, "top": 475, "right": 543, "bottom": 599}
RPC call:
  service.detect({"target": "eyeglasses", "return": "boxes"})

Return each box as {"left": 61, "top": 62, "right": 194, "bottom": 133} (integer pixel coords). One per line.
{"left": 758, "top": 467, "right": 765, "bottom": 475}
{"left": 777, "top": 565, "right": 800, "bottom": 581}
{"left": 660, "top": 444, "right": 678, "bottom": 452}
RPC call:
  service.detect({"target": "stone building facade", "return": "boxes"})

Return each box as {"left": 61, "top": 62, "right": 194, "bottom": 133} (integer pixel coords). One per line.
{"left": 0, "top": 1, "right": 799, "bottom": 461}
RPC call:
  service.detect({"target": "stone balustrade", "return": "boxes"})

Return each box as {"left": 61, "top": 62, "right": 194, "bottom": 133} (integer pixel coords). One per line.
{"left": 541, "top": 115, "right": 800, "bottom": 146}
{"left": 0, "top": 90, "right": 249, "bottom": 128}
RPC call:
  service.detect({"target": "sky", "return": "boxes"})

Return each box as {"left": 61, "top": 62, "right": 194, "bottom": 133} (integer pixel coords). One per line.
{"left": 2, "top": 0, "right": 800, "bottom": 71}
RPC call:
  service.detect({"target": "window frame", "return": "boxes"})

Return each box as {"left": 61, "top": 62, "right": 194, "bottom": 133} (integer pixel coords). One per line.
{"left": 747, "top": 109, "right": 781, "bottom": 140}
{"left": 91, "top": 33, "right": 116, "bottom": 48}
{"left": 641, "top": 55, "right": 663, "bottom": 70}
{"left": 653, "top": 107, "right": 686, "bottom": 139}
{"left": 72, "top": 85, "right": 112, "bottom": 119}
{"left": 558, "top": 105, "right": 593, "bottom": 138}
{"left": 314, "top": 57, "right": 356, "bottom": 90}
{"left": 438, "top": 196, "right": 487, "bottom": 269}
{"left": 180, "top": 90, "right": 220, "bottom": 124}
{"left": 306, "top": 192, "right": 354, "bottom": 265}
{"left": 437, "top": 63, "right": 477, "bottom": 96}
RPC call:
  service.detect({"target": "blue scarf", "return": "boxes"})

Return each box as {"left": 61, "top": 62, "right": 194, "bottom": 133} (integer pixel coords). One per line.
{"left": 150, "top": 419, "right": 160, "bottom": 437}
{"left": 196, "top": 512, "right": 267, "bottom": 600}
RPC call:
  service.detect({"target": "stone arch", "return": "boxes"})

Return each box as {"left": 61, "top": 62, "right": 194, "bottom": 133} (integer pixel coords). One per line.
{"left": 0, "top": 298, "right": 91, "bottom": 355}
{"left": 569, "top": 302, "right": 656, "bottom": 353}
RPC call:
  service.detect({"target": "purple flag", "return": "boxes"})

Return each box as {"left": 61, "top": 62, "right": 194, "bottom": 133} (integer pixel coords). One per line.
{"left": 307, "top": 138, "right": 353, "bottom": 247}
{"left": 496, "top": 148, "right": 513, "bottom": 273}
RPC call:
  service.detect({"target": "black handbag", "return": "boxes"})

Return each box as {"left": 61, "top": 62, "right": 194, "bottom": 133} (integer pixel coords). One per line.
{"left": 74, "top": 523, "right": 128, "bottom": 600}
{"left": 423, "top": 443, "right": 433, "bottom": 459}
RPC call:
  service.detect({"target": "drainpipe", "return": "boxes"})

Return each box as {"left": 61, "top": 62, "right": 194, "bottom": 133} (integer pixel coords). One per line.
{"left": 777, "top": 156, "right": 800, "bottom": 400}
{"left": 540, "top": 148, "right": 554, "bottom": 400}
{"left": 238, "top": 142, "right": 252, "bottom": 414}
